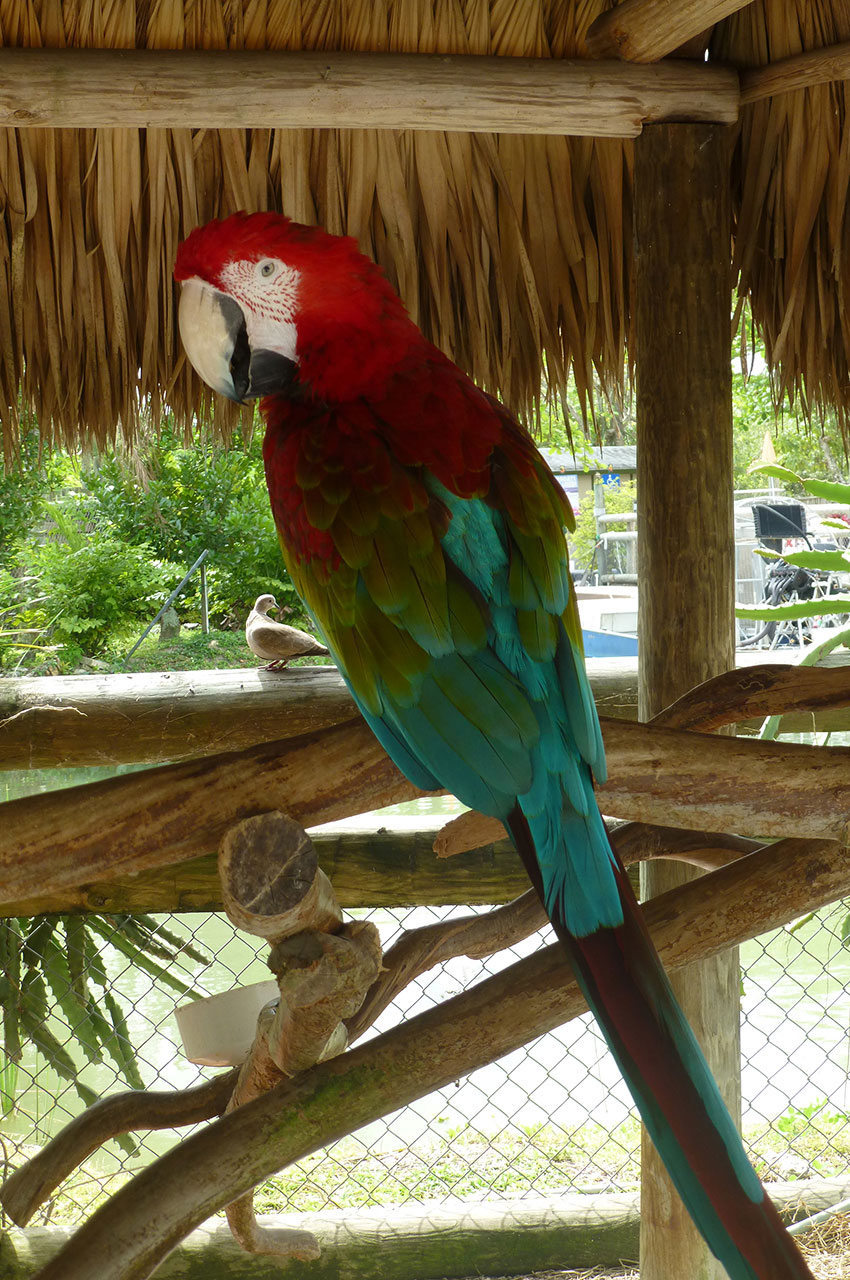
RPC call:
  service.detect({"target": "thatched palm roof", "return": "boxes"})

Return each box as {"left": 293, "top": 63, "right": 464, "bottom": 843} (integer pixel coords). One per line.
{"left": 0, "top": 0, "right": 848, "bottom": 457}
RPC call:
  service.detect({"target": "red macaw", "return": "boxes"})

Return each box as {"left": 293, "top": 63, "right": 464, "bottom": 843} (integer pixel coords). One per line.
{"left": 174, "top": 211, "right": 813, "bottom": 1280}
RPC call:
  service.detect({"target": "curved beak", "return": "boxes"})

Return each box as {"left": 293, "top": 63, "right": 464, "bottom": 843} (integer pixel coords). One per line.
{"left": 178, "top": 278, "right": 297, "bottom": 402}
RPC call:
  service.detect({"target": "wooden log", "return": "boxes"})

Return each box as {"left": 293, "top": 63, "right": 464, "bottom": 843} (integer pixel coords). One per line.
{"left": 0, "top": 720, "right": 420, "bottom": 904}
{"left": 219, "top": 813, "right": 342, "bottom": 939}
{"left": 634, "top": 119, "right": 735, "bottom": 1280}
{"left": 585, "top": 0, "right": 751, "bottom": 62}
{"left": 0, "top": 49, "right": 739, "bottom": 136}
{"left": 741, "top": 40, "right": 850, "bottom": 105}
{"left": 1, "top": 1195, "right": 642, "bottom": 1279}
{"left": 5, "top": 1178, "right": 850, "bottom": 1280}
{"left": 0, "top": 825, "right": 527, "bottom": 918}
{"left": 5, "top": 653, "right": 850, "bottom": 772}
{"left": 21, "top": 832, "right": 850, "bottom": 1280}
{"left": 5, "top": 716, "right": 850, "bottom": 909}
{"left": 266, "top": 924, "right": 382, "bottom": 1076}
{"left": 0, "top": 666, "right": 354, "bottom": 769}
{"left": 218, "top": 811, "right": 381, "bottom": 1261}
{"left": 436, "top": 809, "right": 755, "bottom": 869}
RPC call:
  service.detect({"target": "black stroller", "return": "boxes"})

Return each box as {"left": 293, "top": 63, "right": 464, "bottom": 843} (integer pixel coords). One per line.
{"left": 739, "top": 501, "right": 845, "bottom": 648}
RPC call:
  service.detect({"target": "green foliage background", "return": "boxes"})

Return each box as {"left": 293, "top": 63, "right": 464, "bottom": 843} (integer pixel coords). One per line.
{"left": 1, "top": 420, "right": 302, "bottom": 671}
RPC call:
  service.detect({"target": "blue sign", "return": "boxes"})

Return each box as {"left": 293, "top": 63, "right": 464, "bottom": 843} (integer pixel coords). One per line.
{"left": 601, "top": 472, "right": 621, "bottom": 488}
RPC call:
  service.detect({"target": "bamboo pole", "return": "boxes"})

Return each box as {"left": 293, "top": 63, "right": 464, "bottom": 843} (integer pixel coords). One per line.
{"left": 634, "top": 120, "right": 735, "bottom": 1280}
{"left": 0, "top": 49, "right": 739, "bottom": 136}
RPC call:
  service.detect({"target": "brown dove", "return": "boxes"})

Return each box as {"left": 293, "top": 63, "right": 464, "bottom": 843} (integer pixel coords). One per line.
{"left": 245, "top": 595, "right": 329, "bottom": 669}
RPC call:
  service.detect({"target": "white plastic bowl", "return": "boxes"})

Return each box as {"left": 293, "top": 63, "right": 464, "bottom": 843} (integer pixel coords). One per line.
{"left": 174, "top": 980, "right": 280, "bottom": 1066}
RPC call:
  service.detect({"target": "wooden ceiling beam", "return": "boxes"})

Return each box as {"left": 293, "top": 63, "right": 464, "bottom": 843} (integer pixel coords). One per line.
{"left": 586, "top": 0, "right": 754, "bottom": 63}
{"left": 0, "top": 49, "right": 738, "bottom": 136}
{"left": 741, "top": 40, "right": 850, "bottom": 104}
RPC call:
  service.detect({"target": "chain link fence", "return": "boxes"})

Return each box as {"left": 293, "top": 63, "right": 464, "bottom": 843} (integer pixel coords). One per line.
{"left": 3, "top": 889, "right": 850, "bottom": 1229}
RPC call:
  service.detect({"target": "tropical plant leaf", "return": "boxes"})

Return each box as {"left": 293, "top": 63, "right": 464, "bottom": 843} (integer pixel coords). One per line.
{"left": 87, "top": 922, "right": 199, "bottom": 997}
{"left": 748, "top": 462, "right": 803, "bottom": 485}
{"left": 65, "top": 915, "right": 88, "bottom": 1000}
{"left": 102, "top": 991, "right": 145, "bottom": 1091}
{"left": 758, "top": 549, "right": 850, "bottom": 572}
{"left": 0, "top": 1053, "right": 19, "bottom": 1115}
{"left": 800, "top": 478, "right": 850, "bottom": 504}
{"left": 736, "top": 596, "right": 850, "bottom": 620}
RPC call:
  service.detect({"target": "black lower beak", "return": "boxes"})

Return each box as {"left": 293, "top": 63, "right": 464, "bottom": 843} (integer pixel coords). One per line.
{"left": 246, "top": 349, "right": 299, "bottom": 399}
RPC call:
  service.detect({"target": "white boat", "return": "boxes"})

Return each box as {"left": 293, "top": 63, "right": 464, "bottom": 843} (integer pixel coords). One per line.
{"left": 575, "top": 585, "right": 638, "bottom": 658}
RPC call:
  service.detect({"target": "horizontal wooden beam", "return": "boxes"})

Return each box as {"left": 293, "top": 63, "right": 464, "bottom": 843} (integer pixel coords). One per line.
{"left": 0, "top": 49, "right": 739, "bottom": 136}
{"left": 741, "top": 40, "right": 850, "bottom": 105}
{"left": 0, "top": 825, "right": 525, "bottom": 919}
{"left": 6, "top": 1178, "right": 847, "bottom": 1280}
{"left": 0, "top": 666, "right": 356, "bottom": 770}
{"left": 5, "top": 653, "right": 850, "bottom": 773}
{"left": 585, "top": 0, "right": 752, "bottom": 63}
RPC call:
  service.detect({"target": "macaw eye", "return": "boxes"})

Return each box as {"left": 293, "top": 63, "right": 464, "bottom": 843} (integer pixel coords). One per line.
{"left": 257, "top": 260, "right": 278, "bottom": 280}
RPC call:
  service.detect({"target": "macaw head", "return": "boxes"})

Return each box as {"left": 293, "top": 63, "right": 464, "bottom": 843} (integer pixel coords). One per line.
{"left": 174, "top": 211, "right": 416, "bottom": 404}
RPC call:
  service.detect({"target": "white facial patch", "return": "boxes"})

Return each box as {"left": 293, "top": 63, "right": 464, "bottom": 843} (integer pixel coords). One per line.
{"left": 220, "top": 258, "right": 301, "bottom": 364}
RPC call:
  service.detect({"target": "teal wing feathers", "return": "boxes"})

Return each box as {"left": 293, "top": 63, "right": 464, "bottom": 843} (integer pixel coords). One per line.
{"left": 279, "top": 416, "right": 616, "bottom": 937}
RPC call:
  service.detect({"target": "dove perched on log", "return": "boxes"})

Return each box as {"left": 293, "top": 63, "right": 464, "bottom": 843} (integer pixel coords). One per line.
{"left": 245, "top": 595, "right": 329, "bottom": 669}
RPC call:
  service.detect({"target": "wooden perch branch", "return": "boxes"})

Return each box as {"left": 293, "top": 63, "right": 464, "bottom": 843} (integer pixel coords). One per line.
{"left": 0, "top": 719, "right": 420, "bottom": 904}
{"left": 741, "top": 40, "right": 850, "bottom": 105}
{"left": 26, "top": 830, "right": 850, "bottom": 1280}
{"left": 434, "top": 662, "right": 850, "bottom": 859}
{"left": 219, "top": 812, "right": 343, "bottom": 939}
{"left": 0, "top": 667, "right": 353, "bottom": 769}
{"left": 5, "top": 661, "right": 850, "bottom": 907}
{"left": 597, "top": 719, "right": 850, "bottom": 840}
{"left": 346, "top": 889, "right": 547, "bottom": 1040}
{"left": 435, "top": 809, "right": 755, "bottom": 870}
{"left": 0, "top": 1070, "right": 239, "bottom": 1228}
{"left": 651, "top": 662, "right": 850, "bottom": 731}
{"left": 5, "top": 657, "right": 848, "bottom": 771}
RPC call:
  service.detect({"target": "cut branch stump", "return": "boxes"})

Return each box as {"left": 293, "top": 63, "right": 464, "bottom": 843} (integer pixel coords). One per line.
{"left": 217, "top": 811, "right": 381, "bottom": 1262}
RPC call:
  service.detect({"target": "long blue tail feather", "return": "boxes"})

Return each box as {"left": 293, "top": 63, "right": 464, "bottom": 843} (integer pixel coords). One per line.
{"left": 505, "top": 806, "right": 814, "bottom": 1280}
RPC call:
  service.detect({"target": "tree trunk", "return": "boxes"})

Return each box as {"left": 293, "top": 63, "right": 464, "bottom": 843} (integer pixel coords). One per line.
{"left": 634, "top": 120, "right": 736, "bottom": 1280}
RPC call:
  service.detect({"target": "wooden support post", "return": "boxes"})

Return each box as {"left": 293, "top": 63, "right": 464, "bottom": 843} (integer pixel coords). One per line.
{"left": 634, "top": 121, "right": 735, "bottom": 1280}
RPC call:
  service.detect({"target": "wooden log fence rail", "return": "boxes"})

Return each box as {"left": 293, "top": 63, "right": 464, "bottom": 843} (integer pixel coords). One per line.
{"left": 3, "top": 654, "right": 850, "bottom": 771}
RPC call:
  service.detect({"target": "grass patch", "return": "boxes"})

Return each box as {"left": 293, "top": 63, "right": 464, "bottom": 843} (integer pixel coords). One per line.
{"left": 116, "top": 628, "right": 259, "bottom": 673}
{"left": 253, "top": 1122, "right": 644, "bottom": 1215}
{"left": 101, "top": 627, "right": 329, "bottom": 675}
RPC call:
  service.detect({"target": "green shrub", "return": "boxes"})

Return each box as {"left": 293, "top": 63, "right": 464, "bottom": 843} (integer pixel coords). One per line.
{"left": 30, "top": 537, "right": 177, "bottom": 654}
{"left": 82, "top": 424, "right": 301, "bottom": 626}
